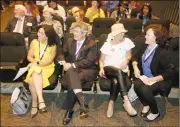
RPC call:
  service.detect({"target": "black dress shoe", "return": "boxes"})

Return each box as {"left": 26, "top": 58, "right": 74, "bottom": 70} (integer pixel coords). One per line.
{"left": 141, "top": 109, "right": 150, "bottom": 118}
{"left": 80, "top": 104, "right": 89, "bottom": 119}
{"left": 63, "top": 110, "right": 74, "bottom": 125}
{"left": 143, "top": 113, "right": 160, "bottom": 122}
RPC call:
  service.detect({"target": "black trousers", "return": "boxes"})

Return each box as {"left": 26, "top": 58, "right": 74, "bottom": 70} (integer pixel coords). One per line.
{"left": 133, "top": 79, "right": 162, "bottom": 114}
{"left": 104, "top": 66, "right": 131, "bottom": 102}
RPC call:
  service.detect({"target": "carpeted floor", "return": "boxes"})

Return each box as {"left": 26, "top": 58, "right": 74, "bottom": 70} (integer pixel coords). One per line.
{"left": 1, "top": 93, "right": 179, "bottom": 127}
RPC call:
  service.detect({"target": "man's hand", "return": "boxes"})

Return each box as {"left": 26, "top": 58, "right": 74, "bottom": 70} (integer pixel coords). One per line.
{"left": 63, "top": 62, "right": 72, "bottom": 71}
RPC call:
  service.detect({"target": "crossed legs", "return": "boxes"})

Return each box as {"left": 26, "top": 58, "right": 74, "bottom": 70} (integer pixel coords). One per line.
{"left": 28, "top": 71, "right": 46, "bottom": 114}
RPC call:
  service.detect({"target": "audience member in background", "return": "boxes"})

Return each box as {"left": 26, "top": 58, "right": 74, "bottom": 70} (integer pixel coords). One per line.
{"left": 36, "top": 1, "right": 47, "bottom": 7}
{"left": 67, "top": 6, "right": 80, "bottom": 18}
{"left": 44, "top": 0, "right": 66, "bottom": 21}
{"left": 128, "top": 0, "right": 141, "bottom": 10}
{"left": 132, "top": 24, "right": 173, "bottom": 122}
{"left": 99, "top": 23, "right": 137, "bottom": 118}
{"left": 101, "top": 1, "right": 119, "bottom": 13}
{"left": 59, "top": 22, "right": 98, "bottom": 125}
{"left": 25, "top": 25, "right": 57, "bottom": 119}
{"left": 85, "top": 0, "right": 105, "bottom": 23}
{"left": 136, "top": 3, "right": 156, "bottom": 32}
{"left": 4, "top": 4, "right": 37, "bottom": 48}
{"left": 70, "top": 9, "right": 92, "bottom": 35}
{"left": 39, "top": 8, "right": 63, "bottom": 38}
{"left": 24, "top": 1, "right": 41, "bottom": 24}
{"left": 110, "top": 3, "right": 130, "bottom": 22}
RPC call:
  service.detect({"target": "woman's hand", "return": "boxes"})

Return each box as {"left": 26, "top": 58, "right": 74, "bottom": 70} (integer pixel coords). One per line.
{"left": 142, "top": 77, "right": 155, "bottom": 86}
{"left": 99, "top": 68, "right": 105, "bottom": 77}
{"left": 120, "top": 59, "right": 129, "bottom": 70}
{"left": 134, "top": 66, "right": 140, "bottom": 78}
{"left": 28, "top": 62, "right": 37, "bottom": 68}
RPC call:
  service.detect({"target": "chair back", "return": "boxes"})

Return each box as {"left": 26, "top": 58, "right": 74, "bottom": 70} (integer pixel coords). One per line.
{"left": 92, "top": 18, "right": 116, "bottom": 39}
{"left": 130, "top": 8, "right": 141, "bottom": 18}
{"left": 120, "top": 19, "right": 142, "bottom": 39}
{"left": 0, "top": 32, "right": 27, "bottom": 62}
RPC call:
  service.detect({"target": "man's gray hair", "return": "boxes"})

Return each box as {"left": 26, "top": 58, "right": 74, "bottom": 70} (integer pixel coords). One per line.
{"left": 14, "top": 4, "right": 27, "bottom": 15}
{"left": 73, "top": 22, "right": 88, "bottom": 34}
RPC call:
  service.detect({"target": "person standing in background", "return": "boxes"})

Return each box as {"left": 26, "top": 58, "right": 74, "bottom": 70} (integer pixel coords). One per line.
{"left": 44, "top": 0, "right": 66, "bottom": 21}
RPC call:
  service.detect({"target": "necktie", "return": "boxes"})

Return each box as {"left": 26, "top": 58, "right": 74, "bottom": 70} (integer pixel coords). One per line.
{"left": 76, "top": 42, "right": 82, "bottom": 58}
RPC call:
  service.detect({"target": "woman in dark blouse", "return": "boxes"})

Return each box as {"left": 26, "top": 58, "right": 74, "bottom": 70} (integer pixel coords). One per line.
{"left": 132, "top": 24, "right": 173, "bottom": 121}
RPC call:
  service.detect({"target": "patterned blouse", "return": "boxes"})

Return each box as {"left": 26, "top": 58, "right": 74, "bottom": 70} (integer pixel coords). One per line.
{"left": 39, "top": 19, "right": 63, "bottom": 38}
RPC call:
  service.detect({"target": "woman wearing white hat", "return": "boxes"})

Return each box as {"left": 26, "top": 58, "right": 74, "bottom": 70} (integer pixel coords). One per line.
{"left": 99, "top": 23, "right": 137, "bottom": 118}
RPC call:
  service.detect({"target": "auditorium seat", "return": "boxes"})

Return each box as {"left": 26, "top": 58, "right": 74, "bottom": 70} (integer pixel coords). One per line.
{"left": 119, "top": 19, "right": 143, "bottom": 39}
{"left": 0, "top": 32, "right": 27, "bottom": 82}
{"left": 92, "top": 18, "right": 116, "bottom": 39}
{"left": 130, "top": 8, "right": 141, "bottom": 18}
{"left": 168, "top": 37, "right": 179, "bottom": 88}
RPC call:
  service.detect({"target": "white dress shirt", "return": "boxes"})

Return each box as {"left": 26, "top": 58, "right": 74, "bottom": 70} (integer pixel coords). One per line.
{"left": 13, "top": 16, "right": 25, "bottom": 34}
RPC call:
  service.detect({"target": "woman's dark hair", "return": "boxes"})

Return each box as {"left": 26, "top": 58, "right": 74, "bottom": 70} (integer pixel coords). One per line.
{"left": 47, "top": 0, "right": 58, "bottom": 10}
{"left": 38, "top": 25, "right": 57, "bottom": 46}
{"left": 139, "top": 3, "right": 152, "bottom": 19}
{"left": 117, "top": 3, "right": 127, "bottom": 20}
{"left": 92, "top": 0, "right": 101, "bottom": 9}
{"left": 145, "top": 24, "right": 168, "bottom": 47}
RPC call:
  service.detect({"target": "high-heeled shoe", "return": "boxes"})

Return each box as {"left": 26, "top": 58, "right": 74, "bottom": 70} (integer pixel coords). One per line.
{"left": 106, "top": 101, "right": 114, "bottom": 118}
{"left": 39, "top": 102, "right": 47, "bottom": 113}
{"left": 141, "top": 106, "right": 150, "bottom": 118}
{"left": 31, "top": 107, "right": 38, "bottom": 119}
{"left": 143, "top": 112, "right": 160, "bottom": 122}
{"left": 123, "top": 100, "right": 137, "bottom": 117}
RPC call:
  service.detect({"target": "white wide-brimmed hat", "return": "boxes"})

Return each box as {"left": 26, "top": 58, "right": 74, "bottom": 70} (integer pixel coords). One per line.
{"left": 108, "top": 23, "right": 128, "bottom": 37}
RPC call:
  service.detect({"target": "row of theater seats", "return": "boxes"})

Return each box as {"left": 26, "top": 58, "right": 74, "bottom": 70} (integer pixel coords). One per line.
{"left": 0, "top": 32, "right": 179, "bottom": 94}
{"left": 46, "top": 15, "right": 170, "bottom": 39}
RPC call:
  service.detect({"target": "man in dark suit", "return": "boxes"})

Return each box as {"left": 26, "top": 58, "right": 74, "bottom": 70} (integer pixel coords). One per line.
{"left": 59, "top": 22, "right": 98, "bottom": 125}
{"left": 4, "top": 4, "right": 37, "bottom": 38}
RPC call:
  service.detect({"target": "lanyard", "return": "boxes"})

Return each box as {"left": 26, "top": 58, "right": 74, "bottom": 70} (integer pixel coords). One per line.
{"left": 39, "top": 42, "right": 48, "bottom": 60}
{"left": 143, "top": 44, "right": 158, "bottom": 63}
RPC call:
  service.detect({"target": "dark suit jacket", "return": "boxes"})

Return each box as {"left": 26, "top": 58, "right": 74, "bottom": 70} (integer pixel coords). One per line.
{"left": 132, "top": 45, "right": 173, "bottom": 96}
{"left": 4, "top": 16, "right": 37, "bottom": 37}
{"left": 59, "top": 36, "right": 98, "bottom": 81}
